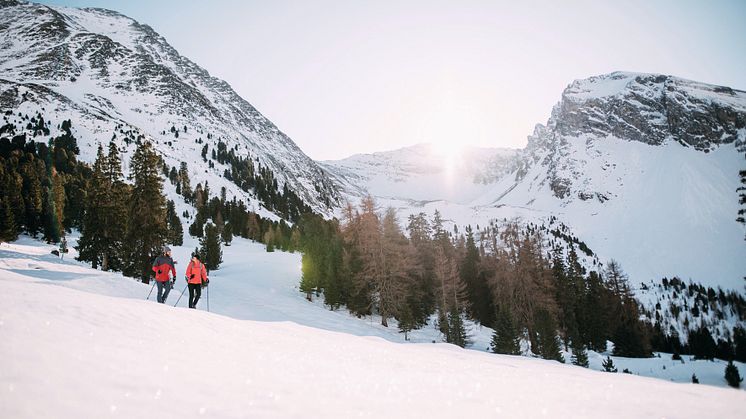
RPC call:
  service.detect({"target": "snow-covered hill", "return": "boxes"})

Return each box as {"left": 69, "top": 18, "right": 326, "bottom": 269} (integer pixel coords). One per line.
{"left": 321, "top": 143, "right": 517, "bottom": 204}
{"left": 2, "top": 236, "right": 745, "bottom": 418}
{"left": 0, "top": 0, "right": 339, "bottom": 216}
{"left": 325, "top": 72, "right": 746, "bottom": 292}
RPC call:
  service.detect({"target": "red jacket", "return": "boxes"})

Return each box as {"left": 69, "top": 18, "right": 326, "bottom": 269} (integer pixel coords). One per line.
{"left": 152, "top": 255, "right": 176, "bottom": 282}
{"left": 185, "top": 260, "right": 208, "bottom": 284}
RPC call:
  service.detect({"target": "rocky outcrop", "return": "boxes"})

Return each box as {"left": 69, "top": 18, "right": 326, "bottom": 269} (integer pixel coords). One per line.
{"left": 553, "top": 72, "right": 746, "bottom": 150}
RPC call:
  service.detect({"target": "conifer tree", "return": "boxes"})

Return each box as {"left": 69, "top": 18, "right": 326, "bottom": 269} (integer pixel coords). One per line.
{"left": 602, "top": 356, "right": 618, "bottom": 372}
{"left": 76, "top": 145, "right": 108, "bottom": 269}
{"left": 737, "top": 166, "right": 745, "bottom": 238}
{"left": 200, "top": 222, "right": 222, "bottom": 271}
{"left": 77, "top": 143, "right": 128, "bottom": 271}
{"left": 571, "top": 340, "right": 589, "bottom": 367}
{"left": 447, "top": 308, "right": 470, "bottom": 348}
{"left": 584, "top": 271, "right": 608, "bottom": 352}
{"left": 165, "top": 200, "right": 184, "bottom": 246}
{"left": 534, "top": 308, "right": 564, "bottom": 362}
{"left": 122, "top": 142, "right": 167, "bottom": 282}
{"left": 221, "top": 222, "right": 233, "bottom": 246}
{"left": 691, "top": 373, "right": 699, "bottom": 384}
{"left": 490, "top": 308, "right": 521, "bottom": 355}
{"left": 0, "top": 196, "right": 17, "bottom": 242}
{"left": 22, "top": 162, "right": 43, "bottom": 237}
{"left": 725, "top": 360, "right": 742, "bottom": 388}
{"left": 461, "top": 226, "right": 494, "bottom": 326}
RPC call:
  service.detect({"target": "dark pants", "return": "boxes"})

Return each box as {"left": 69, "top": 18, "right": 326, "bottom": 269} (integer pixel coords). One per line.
{"left": 156, "top": 280, "right": 172, "bottom": 303}
{"left": 188, "top": 283, "right": 202, "bottom": 308}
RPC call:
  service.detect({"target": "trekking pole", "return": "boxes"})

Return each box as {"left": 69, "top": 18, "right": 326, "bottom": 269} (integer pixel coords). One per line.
{"left": 173, "top": 283, "right": 188, "bottom": 307}
{"left": 146, "top": 280, "right": 156, "bottom": 300}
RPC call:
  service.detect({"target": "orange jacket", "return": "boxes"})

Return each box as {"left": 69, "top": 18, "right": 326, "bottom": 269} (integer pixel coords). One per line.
{"left": 185, "top": 260, "right": 208, "bottom": 284}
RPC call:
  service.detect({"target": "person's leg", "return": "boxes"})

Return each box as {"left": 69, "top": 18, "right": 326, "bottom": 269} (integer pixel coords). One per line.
{"left": 156, "top": 281, "right": 164, "bottom": 303}
{"left": 188, "top": 284, "right": 196, "bottom": 308}
{"left": 162, "top": 281, "right": 172, "bottom": 303}
{"left": 193, "top": 284, "right": 202, "bottom": 308}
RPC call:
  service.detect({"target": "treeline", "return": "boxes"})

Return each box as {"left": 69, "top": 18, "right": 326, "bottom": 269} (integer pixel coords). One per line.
{"left": 185, "top": 180, "right": 301, "bottom": 258}
{"left": 298, "top": 197, "right": 651, "bottom": 361}
{"left": 0, "top": 116, "right": 87, "bottom": 243}
{"left": 0, "top": 113, "right": 297, "bottom": 282}
{"left": 644, "top": 277, "right": 746, "bottom": 362}
{"left": 159, "top": 132, "right": 322, "bottom": 224}
{"left": 201, "top": 137, "right": 317, "bottom": 222}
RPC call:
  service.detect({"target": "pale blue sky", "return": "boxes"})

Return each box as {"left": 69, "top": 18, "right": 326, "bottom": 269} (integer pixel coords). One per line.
{"left": 37, "top": 0, "right": 746, "bottom": 159}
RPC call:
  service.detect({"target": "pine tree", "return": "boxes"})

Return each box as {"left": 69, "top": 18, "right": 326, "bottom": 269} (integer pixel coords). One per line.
{"left": 725, "top": 360, "right": 742, "bottom": 388}
{"left": 200, "top": 222, "right": 222, "bottom": 271}
{"left": 76, "top": 145, "right": 108, "bottom": 269}
{"left": 165, "top": 200, "right": 183, "bottom": 246}
{"left": 534, "top": 308, "right": 564, "bottom": 362}
{"left": 221, "top": 222, "right": 233, "bottom": 246}
{"left": 737, "top": 165, "right": 745, "bottom": 239}
{"left": 0, "top": 196, "right": 17, "bottom": 242}
{"left": 461, "top": 226, "right": 495, "bottom": 326}
{"left": 691, "top": 373, "right": 699, "bottom": 384}
{"left": 602, "top": 356, "right": 618, "bottom": 373}
{"left": 584, "top": 271, "right": 608, "bottom": 352}
{"left": 571, "top": 340, "right": 589, "bottom": 367}
{"left": 447, "top": 308, "right": 470, "bottom": 348}
{"left": 22, "top": 162, "right": 43, "bottom": 237}
{"left": 122, "top": 142, "right": 167, "bottom": 282}
{"left": 490, "top": 308, "right": 521, "bottom": 355}
{"left": 77, "top": 144, "right": 128, "bottom": 271}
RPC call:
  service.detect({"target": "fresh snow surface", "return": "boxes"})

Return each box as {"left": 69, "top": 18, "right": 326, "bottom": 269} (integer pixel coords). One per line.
{"left": 2, "top": 236, "right": 746, "bottom": 418}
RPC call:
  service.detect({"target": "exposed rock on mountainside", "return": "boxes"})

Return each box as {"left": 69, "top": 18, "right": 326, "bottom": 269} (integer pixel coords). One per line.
{"left": 0, "top": 0, "right": 340, "bottom": 216}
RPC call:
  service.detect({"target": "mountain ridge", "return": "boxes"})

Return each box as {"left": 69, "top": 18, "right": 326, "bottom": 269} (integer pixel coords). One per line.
{"left": 0, "top": 0, "right": 340, "bottom": 217}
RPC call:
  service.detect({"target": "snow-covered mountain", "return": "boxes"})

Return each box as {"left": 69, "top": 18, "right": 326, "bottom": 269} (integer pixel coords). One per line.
{"left": 321, "top": 143, "right": 517, "bottom": 204}
{"left": 0, "top": 0, "right": 339, "bottom": 216}
{"left": 325, "top": 72, "right": 746, "bottom": 291}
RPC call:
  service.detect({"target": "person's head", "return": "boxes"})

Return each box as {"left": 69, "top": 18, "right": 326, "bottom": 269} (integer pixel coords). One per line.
{"left": 191, "top": 252, "right": 201, "bottom": 262}
{"left": 163, "top": 246, "right": 171, "bottom": 256}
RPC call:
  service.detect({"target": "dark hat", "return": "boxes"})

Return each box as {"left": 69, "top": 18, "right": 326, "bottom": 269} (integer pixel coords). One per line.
{"left": 191, "top": 252, "right": 201, "bottom": 260}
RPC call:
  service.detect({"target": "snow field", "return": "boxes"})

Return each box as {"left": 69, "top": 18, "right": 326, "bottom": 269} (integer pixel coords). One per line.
{"left": 2, "top": 236, "right": 746, "bottom": 418}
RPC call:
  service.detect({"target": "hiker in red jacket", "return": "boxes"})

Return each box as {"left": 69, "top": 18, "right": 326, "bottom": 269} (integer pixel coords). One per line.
{"left": 185, "top": 252, "right": 209, "bottom": 309}
{"left": 152, "top": 246, "right": 177, "bottom": 304}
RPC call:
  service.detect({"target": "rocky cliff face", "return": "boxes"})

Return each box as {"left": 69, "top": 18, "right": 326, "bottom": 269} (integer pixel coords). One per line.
{"left": 517, "top": 72, "right": 746, "bottom": 200}
{"left": 0, "top": 0, "right": 340, "bottom": 215}
{"left": 553, "top": 72, "right": 746, "bottom": 150}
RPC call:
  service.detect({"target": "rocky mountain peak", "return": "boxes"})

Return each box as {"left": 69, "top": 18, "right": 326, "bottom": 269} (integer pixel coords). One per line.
{"left": 546, "top": 71, "right": 746, "bottom": 151}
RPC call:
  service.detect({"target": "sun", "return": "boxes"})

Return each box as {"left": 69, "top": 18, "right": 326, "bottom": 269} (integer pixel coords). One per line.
{"left": 429, "top": 140, "right": 464, "bottom": 159}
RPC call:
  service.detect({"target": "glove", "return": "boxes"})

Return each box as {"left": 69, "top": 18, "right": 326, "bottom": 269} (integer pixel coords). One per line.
{"left": 190, "top": 274, "right": 195, "bottom": 279}
{"left": 157, "top": 269, "right": 162, "bottom": 275}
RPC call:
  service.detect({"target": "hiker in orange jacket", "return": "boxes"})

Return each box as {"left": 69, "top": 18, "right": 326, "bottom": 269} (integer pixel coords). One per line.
{"left": 185, "top": 252, "right": 209, "bottom": 309}
{"left": 152, "top": 246, "right": 176, "bottom": 304}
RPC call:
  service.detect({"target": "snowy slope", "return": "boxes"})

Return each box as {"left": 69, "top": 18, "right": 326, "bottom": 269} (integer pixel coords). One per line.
{"left": 321, "top": 143, "right": 517, "bottom": 204}
{"left": 325, "top": 73, "right": 746, "bottom": 291}
{"left": 2, "top": 237, "right": 746, "bottom": 418}
{"left": 2, "top": 236, "right": 745, "bottom": 389}
{"left": 0, "top": 0, "right": 339, "bottom": 215}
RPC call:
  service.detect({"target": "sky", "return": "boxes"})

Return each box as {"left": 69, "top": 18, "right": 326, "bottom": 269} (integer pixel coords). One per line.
{"left": 36, "top": 0, "right": 746, "bottom": 160}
